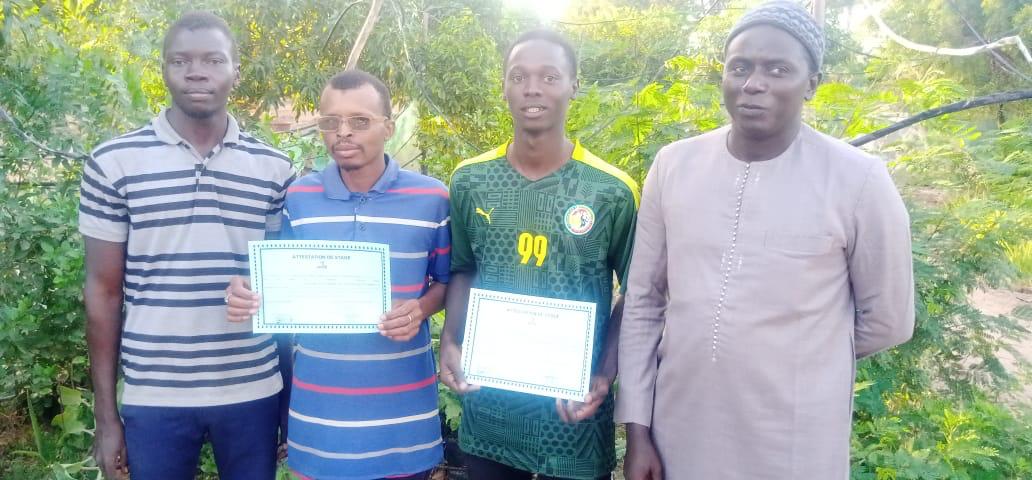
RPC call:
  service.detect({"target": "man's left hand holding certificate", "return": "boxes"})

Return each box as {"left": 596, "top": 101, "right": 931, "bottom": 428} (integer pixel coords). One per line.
{"left": 226, "top": 240, "right": 392, "bottom": 333}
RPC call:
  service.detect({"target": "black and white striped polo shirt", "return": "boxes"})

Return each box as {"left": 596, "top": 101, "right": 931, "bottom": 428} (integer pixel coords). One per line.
{"left": 79, "top": 108, "right": 296, "bottom": 407}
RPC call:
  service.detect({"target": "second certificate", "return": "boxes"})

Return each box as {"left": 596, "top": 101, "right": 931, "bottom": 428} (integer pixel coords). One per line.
{"left": 460, "top": 288, "right": 597, "bottom": 401}
{"left": 249, "top": 240, "right": 391, "bottom": 333}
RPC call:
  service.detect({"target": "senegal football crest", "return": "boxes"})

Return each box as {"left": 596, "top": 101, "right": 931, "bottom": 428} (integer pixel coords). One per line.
{"left": 564, "top": 204, "right": 595, "bottom": 236}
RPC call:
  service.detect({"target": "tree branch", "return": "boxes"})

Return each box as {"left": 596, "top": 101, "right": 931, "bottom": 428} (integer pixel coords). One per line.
{"left": 0, "top": 106, "right": 88, "bottom": 162}
{"left": 849, "top": 90, "right": 1032, "bottom": 146}
{"left": 345, "top": 0, "right": 384, "bottom": 70}
{"left": 322, "top": 0, "right": 366, "bottom": 55}
{"left": 388, "top": 0, "right": 479, "bottom": 152}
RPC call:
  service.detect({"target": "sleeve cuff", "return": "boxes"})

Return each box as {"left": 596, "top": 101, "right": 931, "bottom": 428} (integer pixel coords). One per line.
{"left": 614, "top": 393, "right": 654, "bottom": 427}
{"left": 79, "top": 225, "right": 128, "bottom": 243}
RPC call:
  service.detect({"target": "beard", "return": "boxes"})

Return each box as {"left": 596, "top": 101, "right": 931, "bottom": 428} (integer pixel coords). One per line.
{"left": 331, "top": 143, "right": 373, "bottom": 172}
{"left": 173, "top": 96, "right": 222, "bottom": 120}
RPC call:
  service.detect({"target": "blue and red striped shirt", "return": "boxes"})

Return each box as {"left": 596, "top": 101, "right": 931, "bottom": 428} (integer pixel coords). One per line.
{"left": 281, "top": 156, "right": 449, "bottom": 479}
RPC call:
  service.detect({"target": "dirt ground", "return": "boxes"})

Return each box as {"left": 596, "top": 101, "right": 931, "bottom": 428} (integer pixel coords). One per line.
{"left": 969, "top": 287, "right": 1032, "bottom": 403}
{"left": 0, "top": 406, "right": 30, "bottom": 459}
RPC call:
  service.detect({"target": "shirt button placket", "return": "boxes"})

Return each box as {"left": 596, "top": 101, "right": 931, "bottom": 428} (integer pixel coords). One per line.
{"left": 354, "top": 196, "right": 368, "bottom": 239}
{"left": 711, "top": 162, "right": 751, "bottom": 362}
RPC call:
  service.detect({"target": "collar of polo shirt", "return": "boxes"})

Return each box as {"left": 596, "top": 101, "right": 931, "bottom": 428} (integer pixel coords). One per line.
{"left": 321, "top": 153, "right": 398, "bottom": 200}
{"left": 152, "top": 107, "right": 242, "bottom": 147}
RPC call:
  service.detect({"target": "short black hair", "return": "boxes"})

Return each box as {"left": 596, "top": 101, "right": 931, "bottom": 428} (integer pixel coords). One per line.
{"left": 503, "top": 29, "right": 578, "bottom": 79}
{"left": 326, "top": 70, "right": 393, "bottom": 118}
{"left": 163, "top": 11, "right": 239, "bottom": 62}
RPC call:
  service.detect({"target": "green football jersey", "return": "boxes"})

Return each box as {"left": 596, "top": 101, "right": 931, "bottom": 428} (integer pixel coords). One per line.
{"left": 450, "top": 142, "right": 639, "bottom": 479}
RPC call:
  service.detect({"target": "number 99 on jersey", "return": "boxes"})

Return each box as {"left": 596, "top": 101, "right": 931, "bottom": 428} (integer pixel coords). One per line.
{"left": 517, "top": 232, "right": 548, "bottom": 267}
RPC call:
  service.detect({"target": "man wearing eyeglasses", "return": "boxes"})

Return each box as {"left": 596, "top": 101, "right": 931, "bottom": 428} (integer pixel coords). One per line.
{"left": 226, "top": 70, "right": 450, "bottom": 480}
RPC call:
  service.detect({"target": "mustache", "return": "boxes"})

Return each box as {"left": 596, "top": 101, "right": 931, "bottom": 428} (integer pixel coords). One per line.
{"left": 332, "top": 140, "right": 360, "bottom": 149}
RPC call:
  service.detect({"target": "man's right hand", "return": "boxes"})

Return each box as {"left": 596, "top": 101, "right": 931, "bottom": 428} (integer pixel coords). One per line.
{"left": 438, "top": 336, "right": 479, "bottom": 395}
{"left": 624, "top": 423, "right": 663, "bottom": 480}
{"left": 226, "top": 276, "right": 260, "bottom": 322}
{"left": 94, "top": 420, "right": 128, "bottom": 479}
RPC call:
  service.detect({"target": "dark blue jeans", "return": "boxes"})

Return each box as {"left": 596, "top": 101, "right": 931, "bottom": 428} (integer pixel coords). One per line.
{"left": 122, "top": 394, "right": 280, "bottom": 480}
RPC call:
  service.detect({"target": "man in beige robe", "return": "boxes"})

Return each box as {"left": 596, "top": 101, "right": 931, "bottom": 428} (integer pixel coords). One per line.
{"left": 615, "top": 2, "right": 915, "bottom": 479}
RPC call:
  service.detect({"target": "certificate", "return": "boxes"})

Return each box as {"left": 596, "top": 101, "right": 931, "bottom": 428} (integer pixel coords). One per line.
{"left": 248, "top": 240, "right": 391, "bottom": 333}
{"left": 460, "top": 288, "right": 596, "bottom": 401}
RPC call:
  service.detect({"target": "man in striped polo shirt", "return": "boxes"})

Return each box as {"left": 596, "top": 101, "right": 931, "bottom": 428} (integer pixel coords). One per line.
{"left": 80, "top": 12, "right": 294, "bottom": 480}
{"left": 226, "top": 70, "right": 450, "bottom": 480}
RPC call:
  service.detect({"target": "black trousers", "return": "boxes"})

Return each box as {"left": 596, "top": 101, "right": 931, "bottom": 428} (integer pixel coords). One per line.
{"left": 464, "top": 454, "right": 611, "bottom": 480}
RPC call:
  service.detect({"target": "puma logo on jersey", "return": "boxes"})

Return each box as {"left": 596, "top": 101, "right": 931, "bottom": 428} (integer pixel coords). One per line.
{"left": 475, "top": 207, "right": 495, "bottom": 224}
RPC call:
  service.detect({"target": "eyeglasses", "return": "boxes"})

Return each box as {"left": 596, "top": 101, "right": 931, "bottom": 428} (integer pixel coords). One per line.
{"left": 315, "top": 115, "right": 389, "bottom": 132}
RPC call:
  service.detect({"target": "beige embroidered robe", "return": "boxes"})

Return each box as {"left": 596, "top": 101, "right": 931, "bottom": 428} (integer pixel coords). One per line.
{"left": 616, "top": 124, "right": 915, "bottom": 479}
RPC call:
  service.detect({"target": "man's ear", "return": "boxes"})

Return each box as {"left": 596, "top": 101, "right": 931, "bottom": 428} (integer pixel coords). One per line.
{"left": 571, "top": 78, "right": 580, "bottom": 100}
{"left": 233, "top": 63, "right": 241, "bottom": 88}
{"left": 804, "top": 71, "right": 821, "bottom": 101}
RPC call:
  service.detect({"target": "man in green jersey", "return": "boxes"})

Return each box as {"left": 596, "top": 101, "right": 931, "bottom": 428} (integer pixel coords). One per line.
{"left": 439, "top": 29, "right": 639, "bottom": 480}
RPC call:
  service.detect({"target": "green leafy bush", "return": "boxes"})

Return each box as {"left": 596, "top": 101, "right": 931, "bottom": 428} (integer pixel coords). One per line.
{"left": 0, "top": 179, "right": 87, "bottom": 407}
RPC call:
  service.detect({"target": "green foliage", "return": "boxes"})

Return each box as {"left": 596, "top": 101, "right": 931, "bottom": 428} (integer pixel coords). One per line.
{"left": 809, "top": 82, "right": 899, "bottom": 139}
{"left": 852, "top": 393, "right": 1032, "bottom": 479}
{"left": 0, "top": 178, "right": 87, "bottom": 405}
{"left": 813, "top": 49, "right": 1032, "bottom": 479}
{"left": 568, "top": 54, "right": 725, "bottom": 182}
{"left": 6, "top": 387, "right": 100, "bottom": 480}
{"left": 197, "top": 443, "right": 299, "bottom": 480}
{"left": 253, "top": 125, "right": 329, "bottom": 173}
{"left": 410, "top": 8, "right": 513, "bottom": 179}
{"left": 567, "top": 1, "right": 688, "bottom": 85}
{"left": 430, "top": 312, "right": 464, "bottom": 431}
{"left": 1002, "top": 240, "right": 1032, "bottom": 283}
